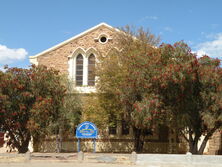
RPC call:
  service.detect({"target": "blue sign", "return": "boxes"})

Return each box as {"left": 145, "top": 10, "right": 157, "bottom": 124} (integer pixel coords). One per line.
{"left": 76, "top": 121, "right": 98, "bottom": 139}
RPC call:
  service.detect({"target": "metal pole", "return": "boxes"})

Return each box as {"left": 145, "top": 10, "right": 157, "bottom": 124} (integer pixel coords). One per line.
{"left": 77, "top": 138, "right": 80, "bottom": 152}
{"left": 93, "top": 139, "right": 96, "bottom": 153}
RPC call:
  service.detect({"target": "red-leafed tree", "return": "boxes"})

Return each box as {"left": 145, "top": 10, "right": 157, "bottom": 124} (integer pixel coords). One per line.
{"left": 97, "top": 26, "right": 222, "bottom": 154}
{"left": 0, "top": 65, "right": 67, "bottom": 153}
{"left": 156, "top": 42, "right": 222, "bottom": 154}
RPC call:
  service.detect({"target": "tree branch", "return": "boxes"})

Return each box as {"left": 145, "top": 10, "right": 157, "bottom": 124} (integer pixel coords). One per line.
{"left": 188, "top": 128, "right": 193, "bottom": 142}
{"left": 180, "top": 131, "right": 189, "bottom": 142}
{"left": 198, "top": 124, "right": 221, "bottom": 154}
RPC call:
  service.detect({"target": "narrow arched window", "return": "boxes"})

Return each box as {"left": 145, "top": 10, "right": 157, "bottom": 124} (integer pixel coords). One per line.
{"left": 76, "top": 54, "right": 83, "bottom": 86}
{"left": 88, "top": 54, "right": 95, "bottom": 86}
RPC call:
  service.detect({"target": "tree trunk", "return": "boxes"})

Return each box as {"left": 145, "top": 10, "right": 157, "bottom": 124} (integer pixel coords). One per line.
{"left": 198, "top": 137, "right": 208, "bottom": 154}
{"left": 18, "top": 133, "right": 31, "bottom": 153}
{"left": 56, "top": 127, "right": 63, "bottom": 153}
{"left": 56, "top": 134, "right": 60, "bottom": 152}
{"left": 189, "top": 135, "right": 211, "bottom": 155}
{"left": 18, "top": 144, "right": 29, "bottom": 153}
{"left": 8, "top": 130, "right": 31, "bottom": 153}
{"left": 187, "top": 126, "right": 219, "bottom": 155}
{"left": 59, "top": 135, "right": 62, "bottom": 152}
{"left": 197, "top": 127, "right": 218, "bottom": 154}
{"left": 188, "top": 129, "right": 199, "bottom": 154}
{"left": 189, "top": 140, "right": 198, "bottom": 154}
{"left": 134, "top": 127, "right": 145, "bottom": 152}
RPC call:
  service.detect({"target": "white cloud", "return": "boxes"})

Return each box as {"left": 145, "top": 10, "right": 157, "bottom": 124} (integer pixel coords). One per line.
{"left": 0, "top": 44, "right": 28, "bottom": 64}
{"left": 211, "top": 24, "right": 219, "bottom": 30}
{"left": 195, "top": 33, "right": 222, "bottom": 59}
{"left": 0, "top": 66, "right": 6, "bottom": 72}
{"left": 139, "top": 16, "right": 158, "bottom": 22}
{"left": 186, "top": 40, "right": 194, "bottom": 46}
{"left": 163, "top": 26, "right": 173, "bottom": 32}
{"left": 145, "top": 16, "right": 158, "bottom": 20}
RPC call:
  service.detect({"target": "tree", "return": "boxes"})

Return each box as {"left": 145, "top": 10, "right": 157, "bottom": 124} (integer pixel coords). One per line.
{"left": 97, "top": 26, "right": 162, "bottom": 152}
{"left": 53, "top": 78, "right": 82, "bottom": 153}
{"left": 0, "top": 65, "right": 67, "bottom": 153}
{"left": 155, "top": 43, "right": 222, "bottom": 154}
{"left": 96, "top": 25, "right": 222, "bottom": 154}
{"left": 32, "top": 77, "right": 82, "bottom": 153}
{"left": 80, "top": 94, "right": 109, "bottom": 135}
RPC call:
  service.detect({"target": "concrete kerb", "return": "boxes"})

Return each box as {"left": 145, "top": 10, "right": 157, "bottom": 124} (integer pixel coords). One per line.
{"left": 136, "top": 153, "right": 222, "bottom": 167}
{"left": 26, "top": 152, "right": 133, "bottom": 164}
{"left": 131, "top": 151, "right": 137, "bottom": 164}
{"left": 77, "top": 151, "right": 84, "bottom": 162}
{"left": 25, "top": 151, "right": 31, "bottom": 162}
{"left": 0, "top": 152, "right": 30, "bottom": 163}
{"left": 0, "top": 152, "right": 79, "bottom": 163}
{"left": 76, "top": 152, "right": 133, "bottom": 164}
{"left": 186, "top": 152, "right": 192, "bottom": 164}
{"left": 3, "top": 151, "right": 222, "bottom": 166}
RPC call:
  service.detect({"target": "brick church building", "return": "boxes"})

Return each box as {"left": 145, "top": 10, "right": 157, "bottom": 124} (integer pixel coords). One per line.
{"left": 29, "top": 23, "right": 221, "bottom": 154}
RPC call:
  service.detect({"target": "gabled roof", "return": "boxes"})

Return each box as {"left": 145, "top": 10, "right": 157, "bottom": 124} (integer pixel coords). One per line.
{"left": 30, "top": 22, "right": 118, "bottom": 59}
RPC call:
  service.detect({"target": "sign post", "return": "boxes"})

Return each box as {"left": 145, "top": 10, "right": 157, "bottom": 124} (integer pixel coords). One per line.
{"left": 77, "top": 138, "right": 80, "bottom": 152}
{"left": 76, "top": 121, "right": 98, "bottom": 153}
{"left": 93, "top": 138, "right": 96, "bottom": 153}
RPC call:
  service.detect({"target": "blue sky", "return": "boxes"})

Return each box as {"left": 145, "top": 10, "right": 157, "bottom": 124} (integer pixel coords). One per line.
{"left": 0, "top": 0, "right": 222, "bottom": 69}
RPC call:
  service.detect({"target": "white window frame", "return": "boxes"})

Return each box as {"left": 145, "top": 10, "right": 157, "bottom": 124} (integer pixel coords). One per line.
{"left": 68, "top": 47, "right": 98, "bottom": 92}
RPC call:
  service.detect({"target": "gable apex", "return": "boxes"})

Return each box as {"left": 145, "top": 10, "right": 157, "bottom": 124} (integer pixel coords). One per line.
{"left": 30, "top": 22, "right": 117, "bottom": 59}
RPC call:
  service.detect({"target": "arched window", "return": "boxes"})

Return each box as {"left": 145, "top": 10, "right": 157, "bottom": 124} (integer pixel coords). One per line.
{"left": 76, "top": 54, "right": 83, "bottom": 86}
{"left": 88, "top": 54, "right": 95, "bottom": 86}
